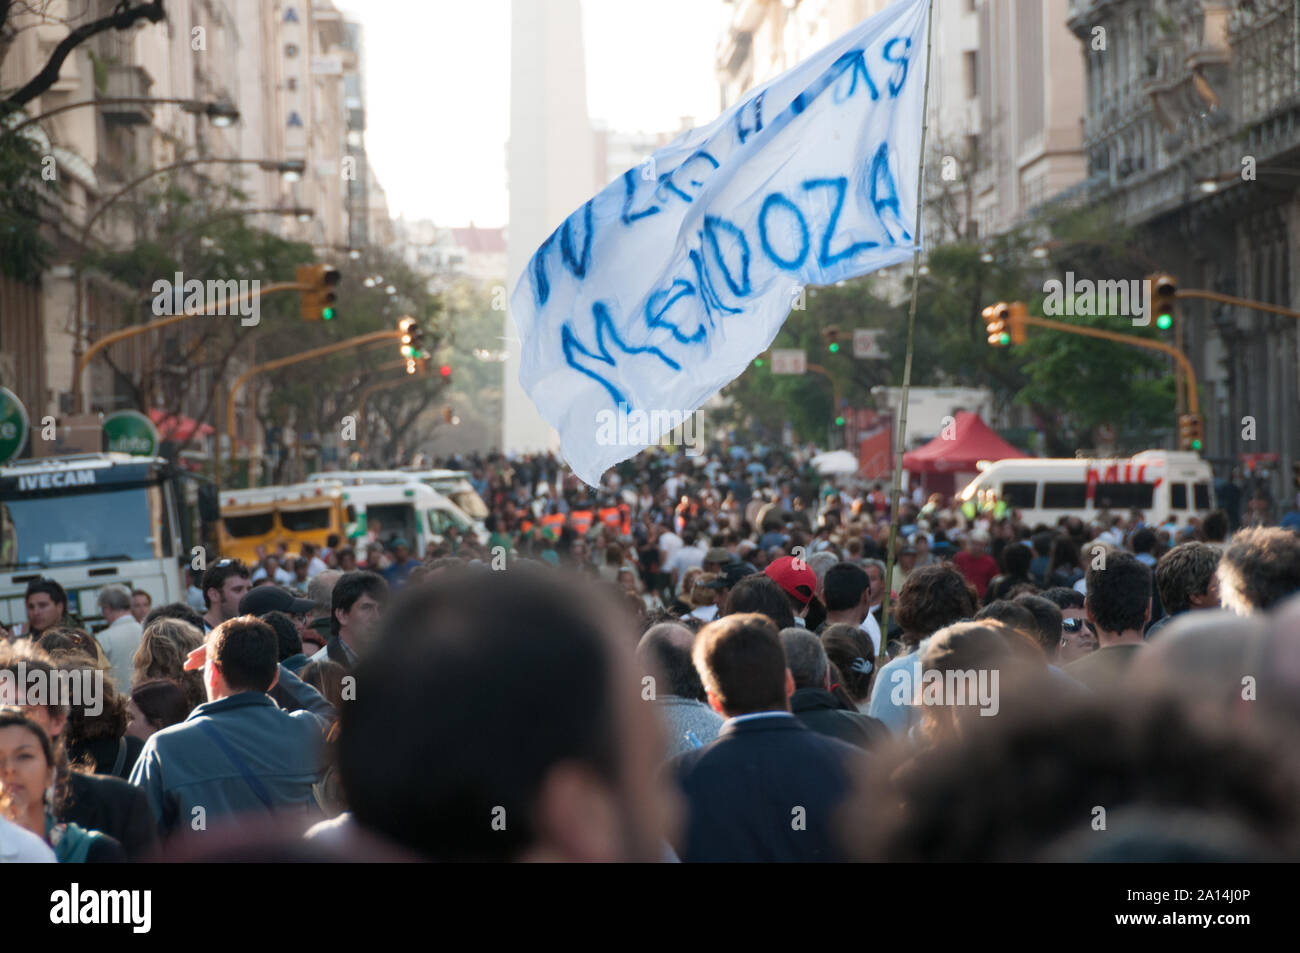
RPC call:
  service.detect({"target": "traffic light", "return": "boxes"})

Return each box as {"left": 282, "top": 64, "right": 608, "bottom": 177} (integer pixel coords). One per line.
{"left": 1178, "top": 413, "right": 1204, "bottom": 452}
{"left": 754, "top": 355, "right": 766, "bottom": 368}
{"left": 398, "top": 316, "right": 427, "bottom": 374}
{"left": 984, "top": 302, "right": 1011, "bottom": 346}
{"left": 823, "top": 324, "right": 841, "bottom": 354}
{"left": 1151, "top": 273, "right": 1177, "bottom": 330}
{"left": 1007, "top": 301, "right": 1028, "bottom": 345}
{"left": 296, "top": 264, "right": 341, "bottom": 321}
{"left": 439, "top": 363, "right": 452, "bottom": 379}
{"left": 835, "top": 415, "right": 846, "bottom": 427}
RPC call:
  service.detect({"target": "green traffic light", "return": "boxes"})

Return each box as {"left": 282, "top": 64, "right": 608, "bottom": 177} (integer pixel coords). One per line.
{"left": 998, "top": 333, "right": 1010, "bottom": 345}
{"left": 828, "top": 342, "right": 840, "bottom": 353}
{"left": 322, "top": 307, "right": 335, "bottom": 320}
{"left": 1192, "top": 439, "right": 1203, "bottom": 451}
{"left": 1156, "top": 313, "right": 1172, "bottom": 330}
{"left": 835, "top": 416, "right": 846, "bottom": 426}
{"left": 754, "top": 358, "right": 765, "bottom": 368}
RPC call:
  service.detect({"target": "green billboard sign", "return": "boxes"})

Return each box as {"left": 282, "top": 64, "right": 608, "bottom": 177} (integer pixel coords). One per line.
{"left": 102, "top": 410, "right": 159, "bottom": 457}
{"left": 0, "top": 387, "right": 29, "bottom": 464}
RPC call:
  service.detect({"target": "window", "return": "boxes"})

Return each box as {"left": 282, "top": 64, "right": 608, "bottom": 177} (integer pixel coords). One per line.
{"left": 223, "top": 513, "right": 274, "bottom": 538}
{"left": 280, "top": 507, "right": 331, "bottom": 532}
{"left": 1194, "top": 483, "right": 1212, "bottom": 510}
{"left": 1092, "top": 483, "right": 1154, "bottom": 510}
{"left": 1170, "top": 482, "right": 1188, "bottom": 509}
{"left": 1000, "top": 482, "right": 1038, "bottom": 508}
{"left": 1043, "top": 482, "right": 1088, "bottom": 509}
{"left": 963, "top": 51, "right": 978, "bottom": 100}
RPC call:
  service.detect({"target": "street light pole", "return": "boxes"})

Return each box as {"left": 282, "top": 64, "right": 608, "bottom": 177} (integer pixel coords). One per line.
{"left": 4, "top": 97, "right": 240, "bottom": 138}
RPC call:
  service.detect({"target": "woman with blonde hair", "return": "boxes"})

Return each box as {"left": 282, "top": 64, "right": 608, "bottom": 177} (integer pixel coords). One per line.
{"left": 132, "top": 617, "right": 205, "bottom": 712}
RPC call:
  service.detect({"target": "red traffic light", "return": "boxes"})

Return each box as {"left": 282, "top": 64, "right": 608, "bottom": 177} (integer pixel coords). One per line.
{"left": 439, "top": 364, "right": 452, "bottom": 378}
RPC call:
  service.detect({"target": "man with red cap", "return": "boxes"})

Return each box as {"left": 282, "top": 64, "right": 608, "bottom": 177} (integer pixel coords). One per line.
{"left": 763, "top": 556, "right": 825, "bottom": 628}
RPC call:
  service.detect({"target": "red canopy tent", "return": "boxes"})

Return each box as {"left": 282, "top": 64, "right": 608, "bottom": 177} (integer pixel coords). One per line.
{"left": 902, "top": 411, "right": 1028, "bottom": 495}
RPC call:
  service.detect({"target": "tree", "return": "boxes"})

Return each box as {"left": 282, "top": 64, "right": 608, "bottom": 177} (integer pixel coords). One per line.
{"left": 1, "top": 1, "right": 166, "bottom": 108}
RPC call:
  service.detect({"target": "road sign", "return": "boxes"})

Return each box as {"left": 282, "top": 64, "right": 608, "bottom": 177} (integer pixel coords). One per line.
{"left": 771, "top": 349, "right": 807, "bottom": 375}
{"left": 103, "top": 410, "right": 160, "bottom": 457}
{"left": 0, "top": 386, "right": 29, "bottom": 464}
{"left": 853, "top": 329, "right": 888, "bottom": 359}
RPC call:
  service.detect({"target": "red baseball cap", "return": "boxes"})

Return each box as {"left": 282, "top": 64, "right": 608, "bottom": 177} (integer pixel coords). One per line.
{"left": 763, "top": 556, "right": 817, "bottom": 605}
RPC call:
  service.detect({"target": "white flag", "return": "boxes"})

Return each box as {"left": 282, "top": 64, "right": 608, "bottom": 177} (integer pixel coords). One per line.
{"left": 512, "top": 0, "right": 930, "bottom": 486}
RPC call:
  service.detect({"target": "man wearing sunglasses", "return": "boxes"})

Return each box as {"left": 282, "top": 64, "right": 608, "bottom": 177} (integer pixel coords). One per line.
{"left": 1042, "top": 587, "right": 1095, "bottom": 664}
{"left": 201, "top": 559, "right": 252, "bottom": 633}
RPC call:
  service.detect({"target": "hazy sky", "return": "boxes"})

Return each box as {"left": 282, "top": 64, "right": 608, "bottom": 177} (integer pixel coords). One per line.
{"left": 338, "top": 0, "right": 729, "bottom": 228}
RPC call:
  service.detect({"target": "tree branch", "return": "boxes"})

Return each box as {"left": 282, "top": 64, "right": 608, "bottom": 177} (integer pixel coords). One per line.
{"left": 4, "top": 1, "right": 166, "bottom": 108}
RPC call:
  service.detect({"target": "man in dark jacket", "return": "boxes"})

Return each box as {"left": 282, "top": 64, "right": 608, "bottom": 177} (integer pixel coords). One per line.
{"left": 130, "top": 615, "right": 333, "bottom": 839}
{"left": 670, "top": 613, "right": 866, "bottom": 862}
{"left": 780, "top": 628, "right": 887, "bottom": 750}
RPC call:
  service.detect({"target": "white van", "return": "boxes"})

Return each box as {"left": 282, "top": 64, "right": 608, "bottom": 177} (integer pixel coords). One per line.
{"left": 308, "top": 470, "right": 487, "bottom": 539}
{"left": 337, "top": 481, "right": 476, "bottom": 555}
{"left": 957, "top": 451, "right": 1216, "bottom": 528}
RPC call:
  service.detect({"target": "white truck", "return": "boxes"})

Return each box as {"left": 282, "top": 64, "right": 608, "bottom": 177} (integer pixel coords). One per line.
{"left": 0, "top": 453, "right": 217, "bottom": 629}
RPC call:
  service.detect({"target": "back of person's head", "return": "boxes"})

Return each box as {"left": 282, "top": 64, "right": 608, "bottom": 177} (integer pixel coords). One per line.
{"left": 823, "top": 562, "right": 870, "bottom": 613}
{"left": 260, "top": 610, "right": 303, "bottom": 662}
{"left": 1155, "top": 542, "right": 1221, "bottom": 616}
{"left": 975, "top": 600, "right": 1038, "bottom": 640}
{"left": 1085, "top": 549, "right": 1151, "bottom": 635}
{"left": 307, "top": 570, "right": 341, "bottom": 615}
{"left": 1131, "top": 527, "right": 1157, "bottom": 555}
{"left": 725, "top": 574, "right": 796, "bottom": 630}
{"left": 637, "top": 621, "right": 702, "bottom": 702}
{"left": 135, "top": 618, "right": 204, "bottom": 680}
{"left": 1032, "top": 532, "right": 1053, "bottom": 557}
{"left": 1218, "top": 527, "right": 1300, "bottom": 615}
{"left": 846, "top": 694, "right": 1300, "bottom": 861}
{"left": 1041, "top": 586, "right": 1085, "bottom": 611}
{"left": 1001, "top": 542, "right": 1032, "bottom": 577}
{"left": 130, "top": 679, "right": 193, "bottom": 732}
{"left": 820, "top": 624, "right": 875, "bottom": 704}
{"left": 0, "top": 640, "right": 68, "bottom": 722}
{"left": 208, "top": 616, "right": 278, "bottom": 693}
{"left": 806, "top": 551, "right": 840, "bottom": 591}
{"left": 693, "top": 613, "right": 788, "bottom": 718}
{"left": 330, "top": 571, "right": 388, "bottom": 637}
{"left": 63, "top": 657, "right": 127, "bottom": 750}
{"left": 1126, "top": 610, "right": 1269, "bottom": 717}
{"left": 97, "top": 583, "right": 132, "bottom": 615}
{"left": 142, "top": 601, "right": 206, "bottom": 631}
{"left": 1201, "top": 509, "right": 1229, "bottom": 543}
{"left": 339, "top": 567, "right": 670, "bottom": 862}
{"left": 895, "top": 565, "right": 976, "bottom": 644}
{"left": 1012, "top": 594, "right": 1064, "bottom": 657}
{"left": 779, "top": 628, "right": 829, "bottom": 690}
{"left": 635, "top": 622, "right": 705, "bottom": 701}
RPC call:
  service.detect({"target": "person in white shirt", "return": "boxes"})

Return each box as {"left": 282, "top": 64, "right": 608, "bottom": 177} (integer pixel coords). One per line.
{"left": 95, "top": 584, "right": 143, "bottom": 693}
{"left": 665, "top": 530, "right": 706, "bottom": 596}
{"left": 251, "top": 554, "right": 293, "bottom": 587}
{"left": 0, "top": 814, "right": 55, "bottom": 862}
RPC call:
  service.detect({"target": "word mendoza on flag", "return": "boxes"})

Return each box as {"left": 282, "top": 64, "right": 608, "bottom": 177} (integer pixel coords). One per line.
{"left": 512, "top": 0, "right": 930, "bottom": 486}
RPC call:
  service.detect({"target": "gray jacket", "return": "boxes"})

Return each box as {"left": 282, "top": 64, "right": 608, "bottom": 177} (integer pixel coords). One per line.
{"left": 655, "top": 696, "right": 725, "bottom": 759}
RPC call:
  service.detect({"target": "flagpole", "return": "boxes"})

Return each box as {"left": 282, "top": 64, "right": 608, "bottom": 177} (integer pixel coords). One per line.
{"left": 878, "top": 0, "right": 935, "bottom": 664}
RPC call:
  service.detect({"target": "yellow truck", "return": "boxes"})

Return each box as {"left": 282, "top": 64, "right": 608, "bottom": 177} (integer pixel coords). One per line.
{"left": 217, "top": 481, "right": 349, "bottom": 564}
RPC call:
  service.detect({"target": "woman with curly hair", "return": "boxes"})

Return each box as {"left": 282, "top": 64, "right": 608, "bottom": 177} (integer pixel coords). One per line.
{"left": 131, "top": 617, "right": 205, "bottom": 713}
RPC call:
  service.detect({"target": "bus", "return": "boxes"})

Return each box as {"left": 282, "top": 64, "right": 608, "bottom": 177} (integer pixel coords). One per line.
{"left": 217, "top": 482, "right": 349, "bottom": 564}
{"left": 0, "top": 453, "right": 217, "bottom": 630}
{"left": 957, "top": 451, "right": 1216, "bottom": 528}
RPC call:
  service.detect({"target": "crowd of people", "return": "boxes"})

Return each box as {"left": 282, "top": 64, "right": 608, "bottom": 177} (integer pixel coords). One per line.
{"left": 3, "top": 441, "right": 1300, "bottom": 862}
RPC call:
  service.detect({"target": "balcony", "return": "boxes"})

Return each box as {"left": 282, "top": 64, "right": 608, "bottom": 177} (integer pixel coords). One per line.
{"left": 99, "top": 64, "right": 154, "bottom": 125}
